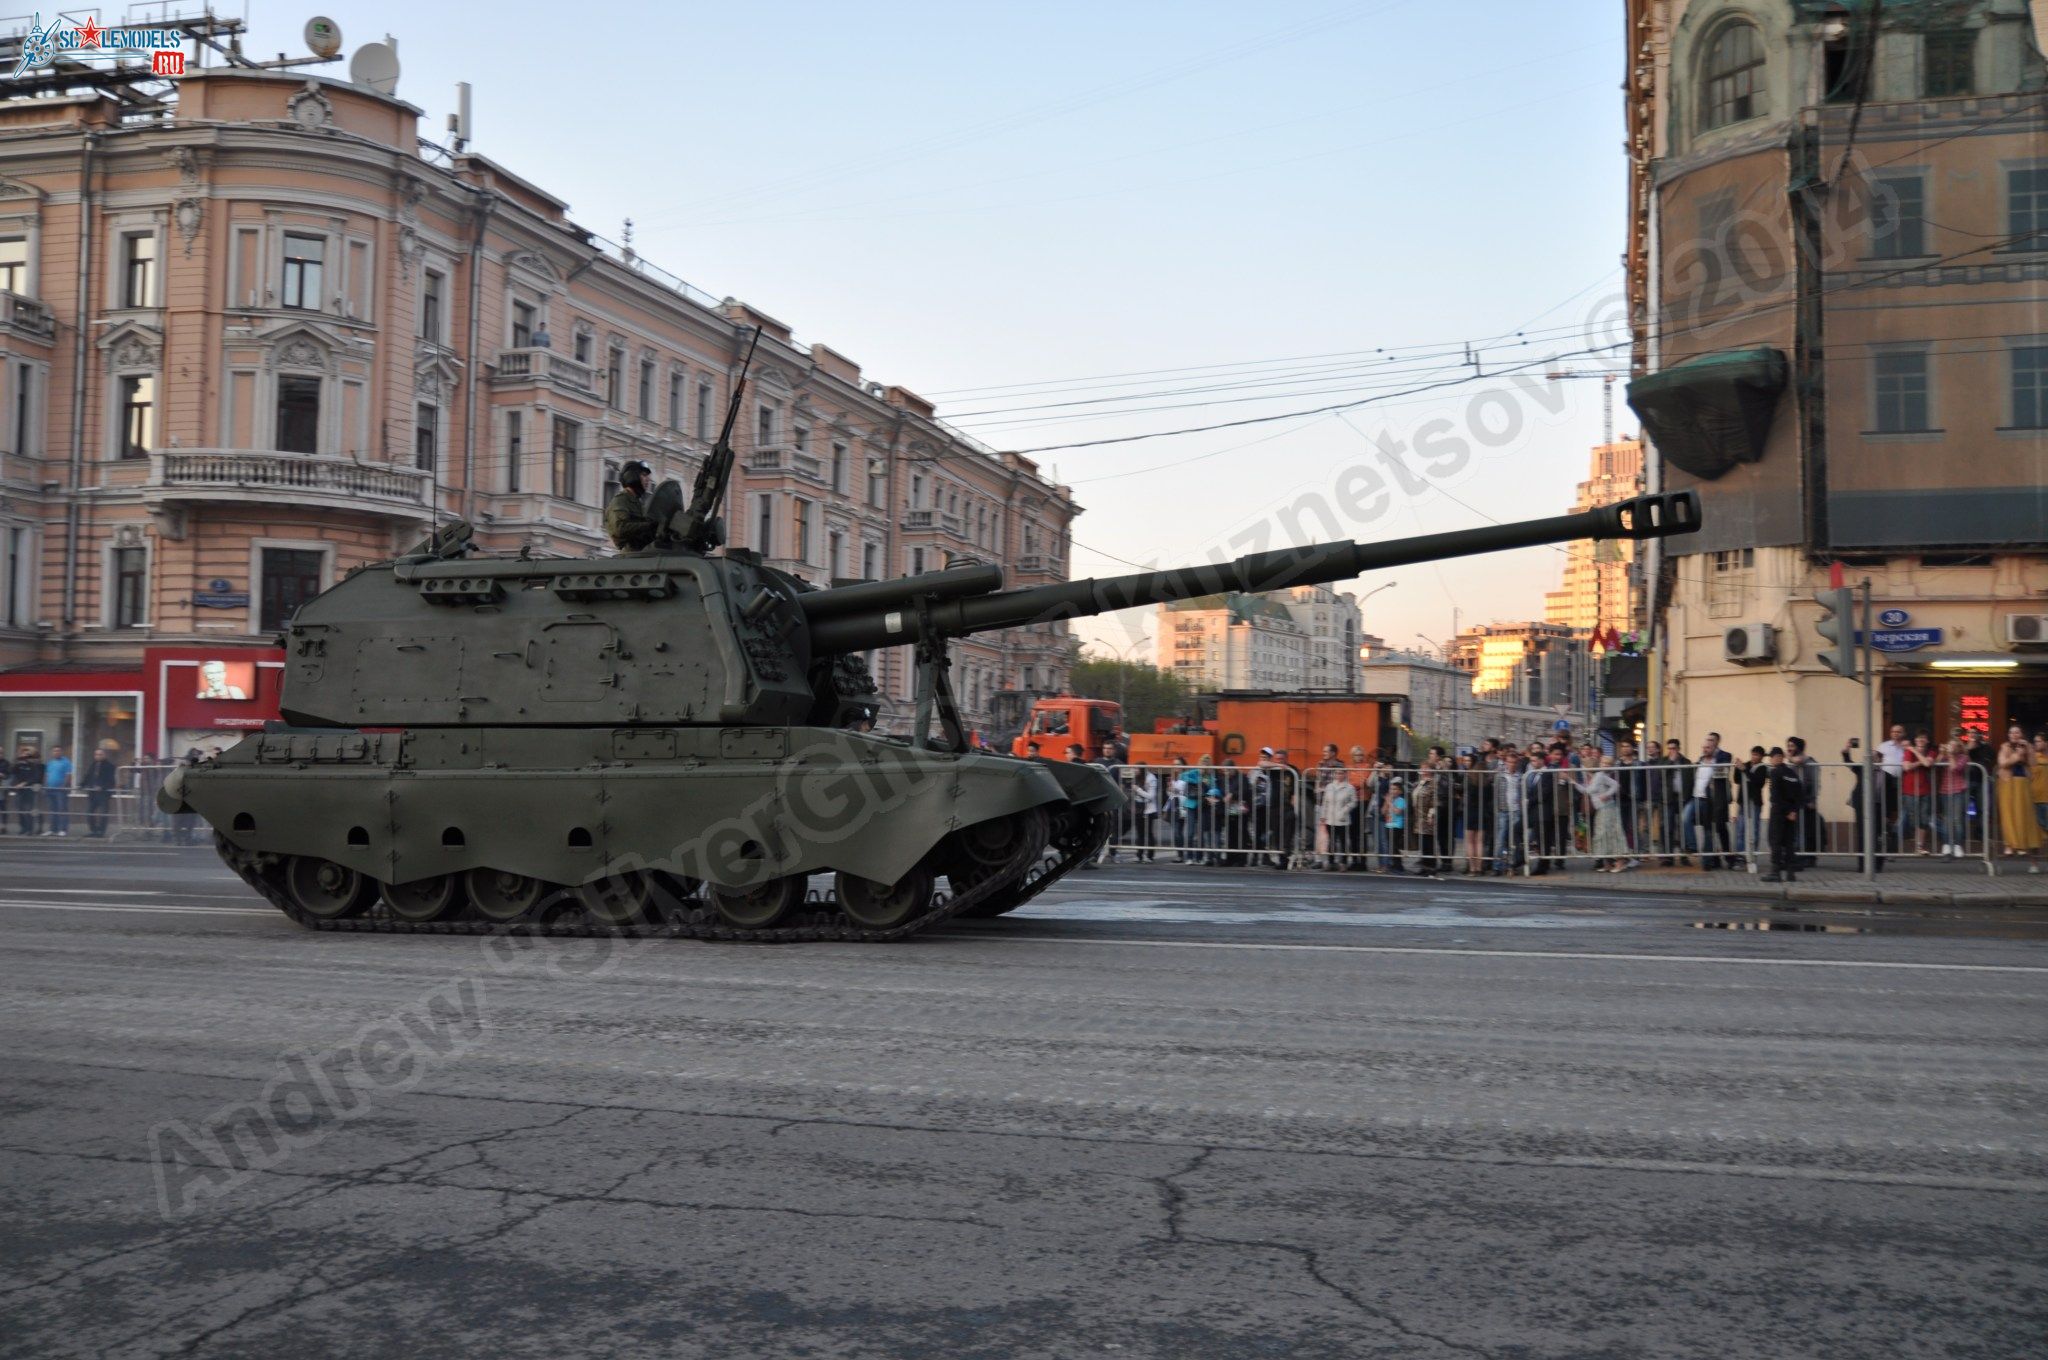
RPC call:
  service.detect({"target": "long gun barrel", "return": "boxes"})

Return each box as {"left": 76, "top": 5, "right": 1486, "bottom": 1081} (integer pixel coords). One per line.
{"left": 807, "top": 490, "right": 1699, "bottom": 655}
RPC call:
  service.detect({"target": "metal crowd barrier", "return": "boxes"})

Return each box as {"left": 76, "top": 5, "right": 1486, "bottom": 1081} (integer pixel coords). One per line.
{"left": 1094, "top": 759, "right": 2015, "bottom": 877}
{"left": 0, "top": 764, "right": 208, "bottom": 842}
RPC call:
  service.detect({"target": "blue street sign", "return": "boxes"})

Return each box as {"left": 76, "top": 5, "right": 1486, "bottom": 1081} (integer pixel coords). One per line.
{"left": 1855, "top": 627, "right": 1942, "bottom": 653}
{"left": 1877, "top": 608, "right": 1910, "bottom": 628}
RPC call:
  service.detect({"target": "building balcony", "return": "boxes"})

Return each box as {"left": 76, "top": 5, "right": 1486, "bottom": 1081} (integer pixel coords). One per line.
{"left": 141, "top": 449, "right": 434, "bottom": 521}
{"left": 1013, "top": 553, "right": 1059, "bottom": 577}
{"left": 0, "top": 291, "right": 56, "bottom": 343}
{"left": 474, "top": 492, "right": 606, "bottom": 541}
{"left": 491, "top": 347, "right": 597, "bottom": 396}
{"left": 901, "top": 508, "right": 966, "bottom": 536}
{"left": 743, "top": 447, "right": 828, "bottom": 484}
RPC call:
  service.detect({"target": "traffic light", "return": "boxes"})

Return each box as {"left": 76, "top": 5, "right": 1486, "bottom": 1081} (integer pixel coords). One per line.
{"left": 1814, "top": 586, "right": 1860, "bottom": 680}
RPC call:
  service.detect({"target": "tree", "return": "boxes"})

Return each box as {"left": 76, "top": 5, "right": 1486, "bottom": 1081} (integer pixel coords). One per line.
{"left": 1067, "top": 656, "right": 1189, "bottom": 733}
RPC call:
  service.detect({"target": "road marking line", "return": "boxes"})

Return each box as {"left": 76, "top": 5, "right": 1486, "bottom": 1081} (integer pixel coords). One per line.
{"left": 10, "top": 888, "right": 169, "bottom": 896}
{"left": 936, "top": 933, "right": 2048, "bottom": 974}
{"left": 0, "top": 900, "right": 272, "bottom": 917}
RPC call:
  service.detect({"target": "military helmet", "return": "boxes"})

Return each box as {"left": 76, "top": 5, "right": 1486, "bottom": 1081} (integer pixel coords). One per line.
{"left": 620, "top": 458, "right": 653, "bottom": 487}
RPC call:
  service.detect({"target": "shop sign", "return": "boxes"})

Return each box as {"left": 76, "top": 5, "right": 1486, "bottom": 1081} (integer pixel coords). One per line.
{"left": 194, "top": 577, "right": 251, "bottom": 609}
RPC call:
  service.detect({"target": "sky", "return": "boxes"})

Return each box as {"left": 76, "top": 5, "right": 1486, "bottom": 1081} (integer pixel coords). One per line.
{"left": 235, "top": 0, "right": 1632, "bottom": 662}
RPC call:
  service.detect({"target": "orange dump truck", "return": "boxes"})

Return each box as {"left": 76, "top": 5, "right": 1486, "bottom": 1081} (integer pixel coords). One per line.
{"left": 1009, "top": 695, "right": 1125, "bottom": 762}
{"left": 1127, "top": 692, "right": 1399, "bottom": 767}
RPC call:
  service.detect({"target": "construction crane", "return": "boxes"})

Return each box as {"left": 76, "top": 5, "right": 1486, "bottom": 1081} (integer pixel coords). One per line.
{"left": 1544, "top": 368, "right": 1621, "bottom": 445}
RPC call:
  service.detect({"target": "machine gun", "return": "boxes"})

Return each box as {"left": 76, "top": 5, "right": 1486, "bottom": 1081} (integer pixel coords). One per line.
{"left": 662, "top": 325, "right": 764, "bottom": 553}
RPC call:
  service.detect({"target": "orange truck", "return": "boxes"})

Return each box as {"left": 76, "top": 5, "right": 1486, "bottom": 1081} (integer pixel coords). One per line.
{"left": 1009, "top": 695, "right": 1125, "bottom": 761}
{"left": 1126, "top": 692, "right": 1397, "bottom": 768}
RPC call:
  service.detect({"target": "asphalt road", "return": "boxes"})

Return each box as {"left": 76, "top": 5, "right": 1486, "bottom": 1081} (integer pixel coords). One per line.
{"left": 3, "top": 840, "right": 2045, "bottom": 1359}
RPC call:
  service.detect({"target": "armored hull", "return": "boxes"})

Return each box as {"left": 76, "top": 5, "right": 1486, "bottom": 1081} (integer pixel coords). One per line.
{"left": 178, "top": 723, "right": 1118, "bottom": 939}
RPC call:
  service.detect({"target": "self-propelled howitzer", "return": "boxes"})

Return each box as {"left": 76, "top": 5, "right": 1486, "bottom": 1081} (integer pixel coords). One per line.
{"left": 163, "top": 490, "right": 1699, "bottom": 944}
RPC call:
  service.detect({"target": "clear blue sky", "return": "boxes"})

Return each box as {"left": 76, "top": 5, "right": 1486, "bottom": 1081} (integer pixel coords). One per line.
{"left": 251, "top": 1, "right": 1631, "bottom": 657}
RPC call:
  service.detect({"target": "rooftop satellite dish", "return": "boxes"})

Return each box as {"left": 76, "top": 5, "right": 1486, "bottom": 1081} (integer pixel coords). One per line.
{"left": 305, "top": 16, "right": 343, "bottom": 59}
{"left": 350, "top": 39, "right": 399, "bottom": 96}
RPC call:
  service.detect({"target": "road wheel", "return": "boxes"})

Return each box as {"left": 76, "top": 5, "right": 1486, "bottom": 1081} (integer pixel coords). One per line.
{"left": 465, "top": 867, "right": 551, "bottom": 924}
{"left": 383, "top": 874, "right": 462, "bottom": 923}
{"left": 835, "top": 862, "right": 934, "bottom": 931}
{"left": 285, "top": 856, "right": 377, "bottom": 920}
{"left": 706, "top": 876, "right": 804, "bottom": 930}
{"left": 578, "top": 871, "right": 660, "bottom": 928}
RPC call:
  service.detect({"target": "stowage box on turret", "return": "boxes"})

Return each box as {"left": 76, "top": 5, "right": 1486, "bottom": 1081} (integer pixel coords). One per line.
{"left": 162, "top": 332, "right": 1702, "bottom": 942}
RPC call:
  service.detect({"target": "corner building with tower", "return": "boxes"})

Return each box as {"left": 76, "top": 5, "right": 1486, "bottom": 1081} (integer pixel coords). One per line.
{"left": 0, "top": 64, "right": 1078, "bottom": 762}
{"left": 1624, "top": 0, "right": 2048, "bottom": 748}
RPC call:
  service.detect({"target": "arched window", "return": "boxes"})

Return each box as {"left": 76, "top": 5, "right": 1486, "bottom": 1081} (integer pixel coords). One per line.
{"left": 1700, "top": 20, "right": 1765, "bottom": 131}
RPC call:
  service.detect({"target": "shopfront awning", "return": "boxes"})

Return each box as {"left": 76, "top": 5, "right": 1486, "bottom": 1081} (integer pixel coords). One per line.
{"left": 1626, "top": 347, "right": 1788, "bottom": 480}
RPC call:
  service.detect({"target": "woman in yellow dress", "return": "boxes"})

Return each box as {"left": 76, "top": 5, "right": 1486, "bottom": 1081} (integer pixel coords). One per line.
{"left": 1994, "top": 724, "right": 2041, "bottom": 863}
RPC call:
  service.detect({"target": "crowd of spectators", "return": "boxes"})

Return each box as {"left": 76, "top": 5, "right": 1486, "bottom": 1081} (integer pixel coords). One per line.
{"left": 1092, "top": 721, "right": 2048, "bottom": 879}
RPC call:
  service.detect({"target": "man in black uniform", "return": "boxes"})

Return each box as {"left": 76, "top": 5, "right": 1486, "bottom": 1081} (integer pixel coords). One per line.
{"left": 1760, "top": 746, "right": 1807, "bottom": 883}
{"left": 604, "top": 459, "right": 658, "bottom": 552}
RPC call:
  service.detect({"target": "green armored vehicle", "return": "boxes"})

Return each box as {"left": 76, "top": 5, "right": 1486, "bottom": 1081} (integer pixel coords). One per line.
{"left": 162, "top": 333, "right": 1700, "bottom": 943}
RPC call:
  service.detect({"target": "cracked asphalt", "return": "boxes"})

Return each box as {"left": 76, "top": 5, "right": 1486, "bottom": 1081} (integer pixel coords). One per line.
{"left": 2, "top": 842, "right": 2046, "bottom": 1358}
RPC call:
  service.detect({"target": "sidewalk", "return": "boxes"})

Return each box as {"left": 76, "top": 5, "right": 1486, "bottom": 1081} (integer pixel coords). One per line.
{"left": 1305, "top": 853, "right": 2048, "bottom": 907}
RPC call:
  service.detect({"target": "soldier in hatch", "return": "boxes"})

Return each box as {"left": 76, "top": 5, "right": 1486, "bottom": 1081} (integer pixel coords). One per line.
{"left": 604, "top": 459, "right": 659, "bottom": 552}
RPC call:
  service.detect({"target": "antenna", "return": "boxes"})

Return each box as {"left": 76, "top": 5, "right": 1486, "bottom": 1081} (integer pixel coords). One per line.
{"left": 447, "top": 81, "right": 471, "bottom": 153}
{"left": 349, "top": 38, "right": 400, "bottom": 96}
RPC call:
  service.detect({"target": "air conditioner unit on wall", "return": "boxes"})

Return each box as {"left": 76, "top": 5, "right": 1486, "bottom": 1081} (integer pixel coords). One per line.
{"left": 2006, "top": 614, "right": 2048, "bottom": 646}
{"left": 1723, "top": 622, "right": 1777, "bottom": 664}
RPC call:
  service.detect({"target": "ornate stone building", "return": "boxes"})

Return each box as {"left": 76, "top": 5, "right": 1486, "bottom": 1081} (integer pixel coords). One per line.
{"left": 1624, "top": 0, "right": 2048, "bottom": 749}
{"left": 0, "top": 68, "right": 1077, "bottom": 758}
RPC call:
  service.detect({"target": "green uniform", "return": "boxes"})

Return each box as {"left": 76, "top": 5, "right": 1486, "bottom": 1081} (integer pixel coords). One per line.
{"left": 604, "top": 488, "right": 657, "bottom": 551}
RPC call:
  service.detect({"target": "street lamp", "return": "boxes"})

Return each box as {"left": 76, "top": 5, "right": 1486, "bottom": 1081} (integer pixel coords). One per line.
{"left": 1089, "top": 634, "right": 1147, "bottom": 717}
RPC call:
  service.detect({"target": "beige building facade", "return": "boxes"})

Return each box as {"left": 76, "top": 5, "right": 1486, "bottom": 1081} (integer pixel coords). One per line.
{"left": 1157, "top": 586, "right": 1365, "bottom": 693}
{"left": 0, "top": 68, "right": 1077, "bottom": 756}
{"left": 1544, "top": 437, "right": 1644, "bottom": 638}
{"left": 1624, "top": 0, "right": 2048, "bottom": 751}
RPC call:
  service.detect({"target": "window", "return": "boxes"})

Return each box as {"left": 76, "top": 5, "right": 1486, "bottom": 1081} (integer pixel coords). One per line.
{"left": 793, "top": 498, "right": 813, "bottom": 563}
{"left": 696, "top": 381, "right": 713, "bottom": 438}
{"left": 755, "top": 495, "right": 774, "bottom": 556}
{"left": 606, "top": 345, "right": 624, "bottom": 409}
{"left": 421, "top": 269, "right": 444, "bottom": 342}
{"left": 259, "top": 548, "right": 325, "bottom": 632}
{"left": 1869, "top": 175, "right": 1925, "bottom": 259}
{"left": 867, "top": 457, "right": 885, "bottom": 507}
{"left": 0, "top": 236, "right": 25, "bottom": 294}
{"left": 511, "top": 299, "right": 535, "bottom": 349}
{"left": 862, "top": 542, "right": 879, "bottom": 580}
{"left": 831, "top": 442, "right": 848, "bottom": 493}
{"left": 12, "top": 361, "right": 32, "bottom": 455}
{"left": 415, "top": 403, "right": 438, "bottom": 472}
{"left": 1925, "top": 29, "right": 1974, "bottom": 97}
{"left": 1873, "top": 352, "right": 1931, "bottom": 433}
{"left": 2012, "top": 347, "right": 2048, "bottom": 429}
{"left": 668, "top": 372, "right": 685, "bottom": 430}
{"left": 793, "top": 423, "right": 809, "bottom": 454}
{"left": 1823, "top": 22, "right": 1872, "bottom": 106}
{"left": 2008, "top": 168, "right": 2048, "bottom": 251}
{"left": 828, "top": 530, "right": 844, "bottom": 579}
{"left": 276, "top": 375, "right": 320, "bottom": 454}
{"left": 638, "top": 358, "right": 655, "bottom": 421}
{"left": 551, "top": 416, "right": 580, "bottom": 500}
{"left": 1700, "top": 21, "right": 1764, "bottom": 131}
{"left": 121, "top": 232, "right": 155, "bottom": 308}
{"left": 4, "top": 525, "right": 29, "bottom": 627}
{"left": 118, "top": 375, "right": 155, "bottom": 459}
{"left": 910, "top": 473, "right": 924, "bottom": 508}
{"left": 572, "top": 328, "right": 592, "bottom": 365}
{"left": 910, "top": 547, "right": 926, "bottom": 575}
{"left": 756, "top": 404, "right": 776, "bottom": 447}
{"left": 281, "top": 233, "right": 324, "bottom": 310}
{"left": 112, "top": 546, "right": 146, "bottom": 629}
{"left": 506, "top": 410, "right": 524, "bottom": 492}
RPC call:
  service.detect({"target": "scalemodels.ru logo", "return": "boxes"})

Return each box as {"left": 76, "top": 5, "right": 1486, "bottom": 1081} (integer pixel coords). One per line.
{"left": 11, "top": 12, "right": 187, "bottom": 79}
